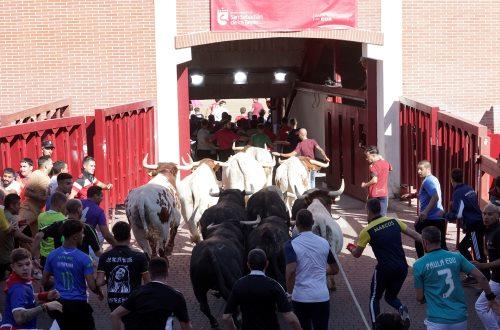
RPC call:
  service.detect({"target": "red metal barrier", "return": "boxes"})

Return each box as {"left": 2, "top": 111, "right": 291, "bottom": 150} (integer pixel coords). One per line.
{"left": 0, "top": 116, "right": 88, "bottom": 178}
{"left": 0, "top": 99, "right": 71, "bottom": 126}
{"left": 399, "top": 97, "right": 490, "bottom": 211}
{"left": 92, "top": 100, "right": 156, "bottom": 213}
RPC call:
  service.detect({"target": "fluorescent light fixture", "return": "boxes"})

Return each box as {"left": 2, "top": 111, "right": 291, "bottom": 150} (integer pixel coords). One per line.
{"left": 190, "top": 74, "right": 204, "bottom": 86}
{"left": 274, "top": 71, "right": 287, "bottom": 82}
{"left": 234, "top": 71, "right": 247, "bottom": 84}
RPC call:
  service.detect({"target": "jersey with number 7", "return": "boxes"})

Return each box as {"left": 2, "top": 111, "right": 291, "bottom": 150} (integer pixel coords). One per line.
{"left": 413, "top": 249, "right": 476, "bottom": 325}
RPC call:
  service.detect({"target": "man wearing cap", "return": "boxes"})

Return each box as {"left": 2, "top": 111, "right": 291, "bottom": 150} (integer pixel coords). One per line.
{"left": 41, "top": 140, "right": 55, "bottom": 157}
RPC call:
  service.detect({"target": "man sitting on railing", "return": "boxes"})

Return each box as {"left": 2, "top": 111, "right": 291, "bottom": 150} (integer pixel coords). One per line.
{"left": 69, "top": 156, "right": 112, "bottom": 200}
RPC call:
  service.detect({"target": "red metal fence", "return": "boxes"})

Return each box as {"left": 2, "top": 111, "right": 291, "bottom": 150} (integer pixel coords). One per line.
{"left": 399, "top": 97, "right": 490, "bottom": 210}
{"left": 92, "top": 100, "right": 156, "bottom": 212}
{"left": 0, "top": 116, "right": 88, "bottom": 178}
{"left": 0, "top": 99, "right": 71, "bottom": 126}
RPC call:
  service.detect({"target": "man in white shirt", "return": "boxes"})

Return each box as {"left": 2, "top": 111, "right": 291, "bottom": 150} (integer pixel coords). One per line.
{"left": 285, "top": 209, "right": 338, "bottom": 330}
{"left": 1, "top": 168, "right": 21, "bottom": 195}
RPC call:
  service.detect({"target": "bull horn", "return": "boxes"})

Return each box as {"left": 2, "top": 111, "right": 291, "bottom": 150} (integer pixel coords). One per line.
{"left": 309, "top": 159, "right": 330, "bottom": 168}
{"left": 278, "top": 158, "right": 285, "bottom": 164}
{"left": 244, "top": 185, "right": 254, "bottom": 196}
{"left": 176, "top": 164, "right": 194, "bottom": 171}
{"left": 264, "top": 143, "right": 269, "bottom": 151}
{"left": 328, "top": 179, "right": 345, "bottom": 197}
{"left": 293, "top": 185, "right": 302, "bottom": 198}
{"left": 181, "top": 156, "right": 189, "bottom": 166}
{"left": 240, "top": 215, "right": 262, "bottom": 226}
{"left": 209, "top": 188, "right": 221, "bottom": 197}
{"left": 183, "top": 154, "right": 200, "bottom": 167}
{"left": 188, "top": 206, "right": 199, "bottom": 224}
{"left": 285, "top": 191, "right": 297, "bottom": 198}
{"left": 232, "top": 142, "right": 244, "bottom": 151}
{"left": 214, "top": 161, "right": 229, "bottom": 167}
{"left": 207, "top": 223, "right": 222, "bottom": 230}
{"left": 142, "top": 154, "right": 158, "bottom": 170}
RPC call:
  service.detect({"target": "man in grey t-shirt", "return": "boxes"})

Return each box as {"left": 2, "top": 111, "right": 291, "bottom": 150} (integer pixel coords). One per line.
{"left": 285, "top": 209, "right": 338, "bottom": 330}
{"left": 196, "top": 119, "right": 216, "bottom": 160}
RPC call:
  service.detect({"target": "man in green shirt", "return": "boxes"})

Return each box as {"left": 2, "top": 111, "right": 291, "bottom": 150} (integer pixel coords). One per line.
{"left": 38, "top": 192, "right": 67, "bottom": 266}
{"left": 249, "top": 124, "right": 272, "bottom": 149}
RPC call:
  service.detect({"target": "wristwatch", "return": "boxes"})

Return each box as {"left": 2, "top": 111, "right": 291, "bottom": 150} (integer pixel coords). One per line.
{"left": 486, "top": 292, "right": 496, "bottom": 301}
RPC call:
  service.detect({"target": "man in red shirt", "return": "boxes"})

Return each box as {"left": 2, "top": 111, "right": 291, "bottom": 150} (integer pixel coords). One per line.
{"left": 210, "top": 121, "right": 246, "bottom": 162}
{"left": 361, "top": 146, "right": 392, "bottom": 215}
{"left": 275, "top": 128, "right": 329, "bottom": 188}
{"left": 235, "top": 107, "right": 247, "bottom": 122}
{"left": 251, "top": 98, "right": 264, "bottom": 117}
{"left": 69, "top": 156, "right": 112, "bottom": 200}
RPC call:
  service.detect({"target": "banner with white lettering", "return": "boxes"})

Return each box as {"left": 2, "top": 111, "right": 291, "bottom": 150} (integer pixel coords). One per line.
{"left": 211, "top": 0, "right": 357, "bottom": 32}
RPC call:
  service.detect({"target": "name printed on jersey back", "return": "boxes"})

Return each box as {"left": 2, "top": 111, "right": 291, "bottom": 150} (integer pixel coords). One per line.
{"left": 424, "top": 256, "right": 457, "bottom": 271}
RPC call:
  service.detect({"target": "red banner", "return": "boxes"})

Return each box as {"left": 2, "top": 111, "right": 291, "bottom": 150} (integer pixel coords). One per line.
{"left": 211, "top": 0, "right": 357, "bottom": 32}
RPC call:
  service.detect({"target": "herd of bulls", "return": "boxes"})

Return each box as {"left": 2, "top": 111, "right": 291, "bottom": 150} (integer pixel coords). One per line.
{"left": 124, "top": 146, "right": 345, "bottom": 328}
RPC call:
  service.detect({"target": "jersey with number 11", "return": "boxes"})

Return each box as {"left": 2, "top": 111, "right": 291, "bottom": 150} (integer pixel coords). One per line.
{"left": 413, "top": 249, "right": 475, "bottom": 324}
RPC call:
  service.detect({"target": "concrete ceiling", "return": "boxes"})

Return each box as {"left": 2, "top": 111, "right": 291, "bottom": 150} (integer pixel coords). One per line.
{"left": 188, "top": 38, "right": 306, "bottom": 99}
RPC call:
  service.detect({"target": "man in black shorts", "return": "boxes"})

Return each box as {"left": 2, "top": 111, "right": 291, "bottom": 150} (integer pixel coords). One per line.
{"left": 111, "top": 257, "right": 191, "bottom": 330}
{"left": 97, "top": 221, "right": 150, "bottom": 312}
{"left": 223, "top": 249, "right": 302, "bottom": 330}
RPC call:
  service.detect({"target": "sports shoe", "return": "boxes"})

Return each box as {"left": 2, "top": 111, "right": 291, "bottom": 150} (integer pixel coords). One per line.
{"left": 399, "top": 305, "right": 410, "bottom": 329}
{"left": 462, "top": 276, "right": 478, "bottom": 287}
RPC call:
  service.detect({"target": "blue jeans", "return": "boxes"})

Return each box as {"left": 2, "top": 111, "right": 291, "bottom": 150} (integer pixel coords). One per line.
{"left": 376, "top": 197, "right": 388, "bottom": 216}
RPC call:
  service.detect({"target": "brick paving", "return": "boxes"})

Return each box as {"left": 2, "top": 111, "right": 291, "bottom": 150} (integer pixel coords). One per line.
{"left": 0, "top": 197, "right": 486, "bottom": 329}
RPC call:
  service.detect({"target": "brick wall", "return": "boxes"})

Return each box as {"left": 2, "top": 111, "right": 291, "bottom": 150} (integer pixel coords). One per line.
{"left": 402, "top": 0, "right": 500, "bottom": 133}
{"left": 176, "top": 0, "right": 381, "bottom": 35}
{"left": 0, "top": 0, "right": 156, "bottom": 116}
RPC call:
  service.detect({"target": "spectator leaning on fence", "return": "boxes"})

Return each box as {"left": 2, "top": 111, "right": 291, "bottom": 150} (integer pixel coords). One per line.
{"left": 444, "top": 168, "right": 488, "bottom": 284}
{"left": 401, "top": 160, "right": 446, "bottom": 258}
{"left": 70, "top": 156, "right": 112, "bottom": 200}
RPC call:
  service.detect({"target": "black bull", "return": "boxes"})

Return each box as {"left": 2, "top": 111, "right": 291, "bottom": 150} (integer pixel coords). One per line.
{"left": 246, "top": 216, "right": 290, "bottom": 288}
{"left": 190, "top": 189, "right": 249, "bottom": 329}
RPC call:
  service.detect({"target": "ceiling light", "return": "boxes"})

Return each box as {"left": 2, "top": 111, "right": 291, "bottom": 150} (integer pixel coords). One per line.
{"left": 234, "top": 71, "right": 247, "bottom": 84}
{"left": 274, "top": 72, "right": 287, "bottom": 82}
{"left": 190, "top": 74, "right": 204, "bottom": 86}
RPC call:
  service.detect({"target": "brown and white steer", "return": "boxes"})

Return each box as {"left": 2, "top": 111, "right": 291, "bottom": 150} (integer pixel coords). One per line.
{"left": 125, "top": 155, "right": 183, "bottom": 258}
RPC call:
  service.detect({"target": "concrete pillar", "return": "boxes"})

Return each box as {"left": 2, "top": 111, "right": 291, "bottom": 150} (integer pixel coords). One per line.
{"left": 362, "top": 0, "right": 403, "bottom": 196}
{"left": 154, "top": 0, "right": 191, "bottom": 162}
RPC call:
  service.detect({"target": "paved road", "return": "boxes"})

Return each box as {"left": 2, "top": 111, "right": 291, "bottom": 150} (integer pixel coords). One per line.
{"left": 0, "top": 197, "right": 485, "bottom": 329}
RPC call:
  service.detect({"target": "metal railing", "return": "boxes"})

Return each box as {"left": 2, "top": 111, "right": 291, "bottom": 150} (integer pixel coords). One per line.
{"left": 0, "top": 99, "right": 71, "bottom": 126}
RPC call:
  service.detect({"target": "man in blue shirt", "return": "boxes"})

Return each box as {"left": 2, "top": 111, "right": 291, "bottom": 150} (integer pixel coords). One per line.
{"left": 414, "top": 226, "right": 497, "bottom": 329}
{"left": 284, "top": 209, "right": 338, "bottom": 330}
{"left": 445, "top": 168, "right": 487, "bottom": 284}
{"left": 42, "top": 219, "right": 103, "bottom": 330}
{"left": 82, "top": 186, "right": 115, "bottom": 246}
{"left": 349, "top": 198, "right": 421, "bottom": 329}
{"left": 1, "top": 248, "right": 61, "bottom": 330}
{"left": 402, "top": 160, "right": 445, "bottom": 257}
